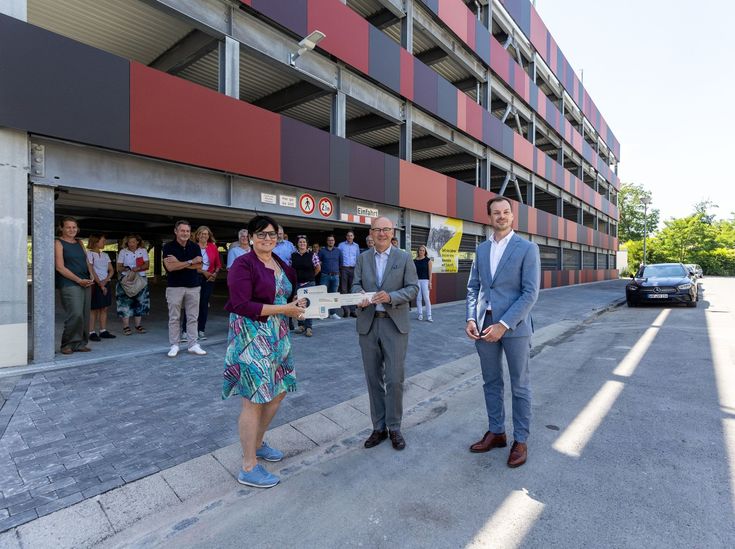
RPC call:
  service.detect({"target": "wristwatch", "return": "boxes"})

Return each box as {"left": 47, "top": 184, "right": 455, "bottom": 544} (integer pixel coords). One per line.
{"left": 187, "top": 259, "right": 193, "bottom": 265}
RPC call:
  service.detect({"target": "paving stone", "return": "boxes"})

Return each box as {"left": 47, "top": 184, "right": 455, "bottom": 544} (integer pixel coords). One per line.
{"left": 160, "top": 454, "right": 233, "bottom": 501}
{"left": 81, "top": 477, "right": 124, "bottom": 499}
{"left": 16, "top": 498, "right": 112, "bottom": 548}
{"left": 320, "top": 401, "right": 369, "bottom": 432}
{"left": 121, "top": 465, "right": 160, "bottom": 484}
{"left": 99, "top": 474, "right": 180, "bottom": 532}
{"left": 0, "top": 510, "right": 37, "bottom": 533}
{"left": 291, "top": 412, "right": 346, "bottom": 445}
{"left": 34, "top": 492, "right": 84, "bottom": 518}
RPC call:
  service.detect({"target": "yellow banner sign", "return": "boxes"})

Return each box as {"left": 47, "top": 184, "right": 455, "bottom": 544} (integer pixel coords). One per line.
{"left": 427, "top": 215, "right": 464, "bottom": 273}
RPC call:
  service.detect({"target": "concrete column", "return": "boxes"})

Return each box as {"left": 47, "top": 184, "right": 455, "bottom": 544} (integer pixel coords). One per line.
{"left": 477, "top": 157, "right": 488, "bottom": 189}
{"left": 530, "top": 113, "right": 536, "bottom": 145}
{"left": 218, "top": 36, "right": 240, "bottom": 98}
{"left": 527, "top": 180, "right": 535, "bottom": 207}
{"left": 0, "top": 128, "right": 29, "bottom": 368}
{"left": 0, "top": 0, "right": 25, "bottom": 19}
{"left": 478, "top": 77, "right": 490, "bottom": 109}
{"left": 31, "top": 183, "right": 55, "bottom": 364}
{"left": 331, "top": 90, "right": 346, "bottom": 137}
{"left": 399, "top": 102, "right": 413, "bottom": 161}
{"left": 401, "top": 0, "right": 414, "bottom": 52}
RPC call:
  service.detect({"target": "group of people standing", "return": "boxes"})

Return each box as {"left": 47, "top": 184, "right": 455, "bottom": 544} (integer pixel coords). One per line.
{"left": 223, "top": 197, "right": 541, "bottom": 488}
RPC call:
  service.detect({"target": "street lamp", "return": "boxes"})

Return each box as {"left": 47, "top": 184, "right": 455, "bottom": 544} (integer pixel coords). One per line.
{"left": 641, "top": 195, "right": 652, "bottom": 266}
{"left": 289, "top": 30, "right": 326, "bottom": 66}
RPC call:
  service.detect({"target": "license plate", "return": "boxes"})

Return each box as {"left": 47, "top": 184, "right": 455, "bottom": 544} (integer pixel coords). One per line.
{"left": 648, "top": 294, "right": 668, "bottom": 299}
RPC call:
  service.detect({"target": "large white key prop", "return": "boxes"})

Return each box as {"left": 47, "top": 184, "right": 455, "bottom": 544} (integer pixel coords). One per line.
{"left": 296, "top": 285, "right": 375, "bottom": 319}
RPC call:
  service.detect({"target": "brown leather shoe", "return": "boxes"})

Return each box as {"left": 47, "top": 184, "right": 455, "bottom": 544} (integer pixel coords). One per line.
{"left": 389, "top": 430, "right": 406, "bottom": 450}
{"left": 60, "top": 347, "right": 73, "bottom": 355}
{"left": 75, "top": 347, "right": 92, "bottom": 352}
{"left": 469, "top": 431, "right": 507, "bottom": 453}
{"left": 507, "top": 441, "right": 528, "bottom": 468}
{"left": 364, "top": 429, "right": 388, "bottom": 448}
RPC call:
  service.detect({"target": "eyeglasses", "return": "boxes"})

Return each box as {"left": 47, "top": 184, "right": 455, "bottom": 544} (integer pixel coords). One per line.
{"left": 370, "top": 227, "right": 393, "bottom": 234}
{"left": 254, "top": 231, "right": 278, "bottom": 240}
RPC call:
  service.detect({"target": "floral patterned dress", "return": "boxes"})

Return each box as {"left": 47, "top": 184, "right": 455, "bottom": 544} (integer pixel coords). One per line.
{"left": 222, "top": 268, "right": 296, "bottom": 402}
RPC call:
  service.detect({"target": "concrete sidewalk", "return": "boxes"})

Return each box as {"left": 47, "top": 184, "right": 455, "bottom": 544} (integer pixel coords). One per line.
{"left": 0, "top": 279, "right": 627, "bottom": 541}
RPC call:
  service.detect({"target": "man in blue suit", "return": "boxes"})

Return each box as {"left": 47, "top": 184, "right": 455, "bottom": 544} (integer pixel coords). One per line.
{"left": 466, "top": 197, "right": 540, "bottom": 468}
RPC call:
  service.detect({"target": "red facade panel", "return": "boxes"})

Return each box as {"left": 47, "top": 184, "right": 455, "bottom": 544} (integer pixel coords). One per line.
{"left": 129, "top": 63, "right": 281, "bottom": 182}
{"left": 399, "top": 161, "right": 449, "bottom": 216}
{"left": 308, "top": 0, "right": 369, "bottom": 74}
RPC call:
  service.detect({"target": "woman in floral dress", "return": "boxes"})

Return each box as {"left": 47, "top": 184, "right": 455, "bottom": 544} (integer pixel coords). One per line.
{"left": 223, "top": 215, "right": 306, "bottom": 488}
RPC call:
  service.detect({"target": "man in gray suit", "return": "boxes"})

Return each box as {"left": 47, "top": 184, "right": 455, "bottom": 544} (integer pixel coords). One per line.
{"left": 353, "top": 217, "right": 418, "bottom": 450}
{"left": 466, "top": 197, "right": 540, "bottom": 468}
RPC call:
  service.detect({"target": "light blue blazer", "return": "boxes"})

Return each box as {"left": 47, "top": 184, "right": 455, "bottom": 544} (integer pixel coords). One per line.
{"left": 465, "top": 234, "right": 541, "bottom": 338}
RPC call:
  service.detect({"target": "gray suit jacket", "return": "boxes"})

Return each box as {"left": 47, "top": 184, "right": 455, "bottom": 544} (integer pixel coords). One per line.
{"left": 466, "top": 234, "right": 540, "bottom": 338}
{"left": 352, "top": 247, "right": 419, "bottom": 335}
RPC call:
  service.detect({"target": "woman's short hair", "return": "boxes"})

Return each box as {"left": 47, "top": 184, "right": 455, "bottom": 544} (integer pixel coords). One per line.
{"left": 247, "top": 215, "right": 278, "bottom": 236}
{"left": 194, "top": 225, "right": 215, "bottom": 244}
{"left": 122, "top": 234, "right": 143, "bottom": 250}
{"left": 296, "top": 234, "right": 308, "bottom": 244}
{"left": 237, "top": 229, "right": 248, "bottom": 239}
{"left": 87, "top": 234, "right": 105, "bottom": 250}
{"left": 57, "top": 216, "right": 78, "bottom": 235}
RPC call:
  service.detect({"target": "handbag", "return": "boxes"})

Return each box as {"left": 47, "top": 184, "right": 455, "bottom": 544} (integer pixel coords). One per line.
{"left": 120, "top": 271, "right": 146, "bottom": 297}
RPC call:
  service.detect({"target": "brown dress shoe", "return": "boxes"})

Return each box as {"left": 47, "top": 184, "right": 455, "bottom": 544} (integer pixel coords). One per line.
{"left": 364, "top": 429, "right": 388, "bottom": 448}
{"left": 469, "top": 431, "right": 507, "bottom": 453}
{"left": 507, "top": 441, "right": 528, "bottom": 468}
{"left": 75, "top": 347, "right": 92, "bottom": 352}
{"left": 389, "top": 430, "right": 406, "bottom": 450}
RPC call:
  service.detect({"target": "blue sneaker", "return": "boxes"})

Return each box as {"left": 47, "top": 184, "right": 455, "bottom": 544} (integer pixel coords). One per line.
{"left": 237, "top": 464, "right": 279, "bottom": 488}
{"left": 256, "top": 441, "right": 284, "bottom": 462}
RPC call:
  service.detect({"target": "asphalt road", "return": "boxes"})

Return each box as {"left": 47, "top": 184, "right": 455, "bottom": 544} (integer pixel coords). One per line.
{"left": 107, "top": 277, "right": 735, "bottom": 548}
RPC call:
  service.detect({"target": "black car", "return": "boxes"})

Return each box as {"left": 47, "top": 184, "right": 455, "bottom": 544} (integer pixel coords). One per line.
{"left": 626, "top": 263, "right": 698, "bottom": 307}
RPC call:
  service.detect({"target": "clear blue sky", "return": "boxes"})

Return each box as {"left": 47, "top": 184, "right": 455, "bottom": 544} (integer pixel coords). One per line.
{"left": 536, "top": 0, "right": 735, "bottom": 222}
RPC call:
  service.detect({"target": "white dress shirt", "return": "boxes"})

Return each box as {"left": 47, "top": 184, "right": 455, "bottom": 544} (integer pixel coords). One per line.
{"left": 486, "top": 230, "right": 514, "bottom": 328}
{"left": 373, "top": 246, "right": 391, "bottom": 312}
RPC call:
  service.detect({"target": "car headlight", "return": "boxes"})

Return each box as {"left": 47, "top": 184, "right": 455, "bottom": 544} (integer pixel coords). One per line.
{"left": 677, "top": 283, "right": 692, "bottom": 290}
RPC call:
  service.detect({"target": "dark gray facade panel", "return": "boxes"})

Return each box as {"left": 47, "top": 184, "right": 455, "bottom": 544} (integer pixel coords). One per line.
{"left": 0, "top": 15, "right": 130, "bottom": 151}
{"left": 368, "top": 26, "right": 400, "bottom": 93}
{"left": 455, "top": 180, "right": 475, "bottom": 220}
{"left": 329, "top": 136, "right": 350, "bottom": 196}
{"left": 383, "top": 155, "right": 399, "bottom": 206}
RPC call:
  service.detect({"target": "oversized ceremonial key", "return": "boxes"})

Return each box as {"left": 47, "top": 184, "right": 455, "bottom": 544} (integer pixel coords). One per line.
{"left": 296, "top": 285, "right": 375, "bottom": 319}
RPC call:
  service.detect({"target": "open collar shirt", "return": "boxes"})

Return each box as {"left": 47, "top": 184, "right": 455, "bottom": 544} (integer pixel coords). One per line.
{"left": 485, "top": 230, "right": 514, "bottom": 329}
{"left": 373, "top": 245, "right": 392, "bottom": 312}
{"left": 338, "top": 241, "right": 360, "bottom": 267}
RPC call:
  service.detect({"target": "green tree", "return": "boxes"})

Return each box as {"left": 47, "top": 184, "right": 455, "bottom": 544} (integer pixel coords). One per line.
{"left": 618, "top": 182, "right": 660, "bottom": 242}
{"left": 653, "top": 213, "right": 718, "bottom": 263}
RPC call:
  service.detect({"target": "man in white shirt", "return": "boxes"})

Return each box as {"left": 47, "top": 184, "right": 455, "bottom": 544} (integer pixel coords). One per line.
{"left": 465, "top": 197, "right": 540, "bottom": 468}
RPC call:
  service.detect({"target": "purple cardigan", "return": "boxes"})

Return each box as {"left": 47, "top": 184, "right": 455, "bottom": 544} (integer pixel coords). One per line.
{"left": 225, "top": 251, "right": 297, "bottom": 322}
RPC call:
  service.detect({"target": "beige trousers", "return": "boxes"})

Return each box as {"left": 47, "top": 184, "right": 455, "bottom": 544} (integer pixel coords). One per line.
{"left": 166, "top": 286, "right": 200, "bottom": 346}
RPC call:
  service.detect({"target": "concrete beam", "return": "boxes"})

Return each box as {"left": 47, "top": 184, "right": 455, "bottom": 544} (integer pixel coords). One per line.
{"left": 416, "top": 47, "right": 448, "bottom": 66}
{"left": 378, "top": 134, "right": 444, "bottom": 156}
{"left": 375, "top": 0, "right": 405, "bottom": 18}
{"left": 149, "top": 29, "right": 218, "bottom": 74}
{"left": 413, "top": 3, "right": 486, "bottom": 81}
{"left": 367, "top": 8, "right": 399, "bottom": 30}
{"left": 412, "top": 108, "right": 485, "bottom": 158}
{"left": 254, "top": 81, "right": 328, "bottom": 113}
{"left": 345, "top": 114, "right": 395, "bottom": 137}
{"left": 416, "top": 153, "right": 476, "bottom": 171}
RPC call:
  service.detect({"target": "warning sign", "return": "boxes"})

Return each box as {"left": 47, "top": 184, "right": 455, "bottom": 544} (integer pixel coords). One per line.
{"left": 318, "top": 197, "right": 333, "bottom": 218}
{"left": 299, "top": 193, "right": 315, "bottom": 215}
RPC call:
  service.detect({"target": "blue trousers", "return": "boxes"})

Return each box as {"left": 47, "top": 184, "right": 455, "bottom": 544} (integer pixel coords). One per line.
{"left": 321, "top": 273, "right": 340, "bottom": 315}
{"left": 475, "top": 315, "right": 532, "bottom": 443}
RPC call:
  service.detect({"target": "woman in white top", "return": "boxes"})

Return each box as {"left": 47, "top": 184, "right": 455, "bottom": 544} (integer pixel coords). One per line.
{"left": 227, "top": 229, "right": 251, "bottom": 268}
{"left": 86, "top": 234, "right": 116, "bottom": 341}
{"left": 116, "top": 234, "right": 150, "bottom": 335}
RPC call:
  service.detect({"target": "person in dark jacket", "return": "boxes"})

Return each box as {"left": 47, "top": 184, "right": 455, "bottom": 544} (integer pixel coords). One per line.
{"left": 291, "top": 235, "right": 321, "bottom": 337}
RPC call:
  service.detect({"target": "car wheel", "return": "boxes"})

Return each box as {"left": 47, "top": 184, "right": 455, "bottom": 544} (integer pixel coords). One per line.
{"left": 627, "top": 299, "right": 636, "bottom": 307}
{"left": 687, "top": 299, "right": 697, "bottom": 308}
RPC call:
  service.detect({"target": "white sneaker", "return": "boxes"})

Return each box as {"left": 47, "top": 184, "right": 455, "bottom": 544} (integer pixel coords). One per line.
{"left": 330, "top": 314, "right": 341, "bottom": 320}
{"left": 427, "top": 317, "right": 433, "bottom": 322}
{"left": 188, "top": 343, "right": 207, "bottom": 356}
{"left": 198, "top": 331, "right": 207, "bottom": 340}
{"left": 418, "top": 315, "right": 423, "bottom": 321}
{"left": 167, "top": 345, "right": 179, "bottom": 358}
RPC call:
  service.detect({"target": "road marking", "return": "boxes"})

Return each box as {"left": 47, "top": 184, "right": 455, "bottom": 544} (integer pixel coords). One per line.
{"left": 466, "top": 489, "right": 544, "bottom": 548}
